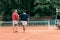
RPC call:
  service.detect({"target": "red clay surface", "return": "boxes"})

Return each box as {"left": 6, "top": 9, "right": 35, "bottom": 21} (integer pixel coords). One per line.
{"left": 0, "top": 25, "right": 60, "bottom": 40}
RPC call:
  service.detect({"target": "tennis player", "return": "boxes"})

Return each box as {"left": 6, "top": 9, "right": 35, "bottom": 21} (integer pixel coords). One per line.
{"left": 20, "top": 11, "right": 29, "bottom": 32}
{"left": 12, "top": 9, "right": 19, "bottom": 33}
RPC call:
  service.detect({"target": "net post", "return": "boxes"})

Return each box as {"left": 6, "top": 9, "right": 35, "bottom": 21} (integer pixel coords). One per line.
{"left": 48, "top": 20, "right": 50, "bottom": 29}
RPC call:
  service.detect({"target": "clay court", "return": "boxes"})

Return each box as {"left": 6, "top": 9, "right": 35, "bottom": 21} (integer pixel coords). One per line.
{"left": 0, "top": 25, "right": 60, "bottom": 40}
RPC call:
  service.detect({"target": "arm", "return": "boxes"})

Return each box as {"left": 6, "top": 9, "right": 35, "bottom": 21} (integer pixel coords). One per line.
{"left": 27, "top": 18, "right": 29, "bottom": 21}
{"left": 16, "top": 14, "right": 19, "bottom": 20}
{"left": 17, "top": 14, "right": 19, "bottom": 20}
{"left": 27, "top": 15, "right": 29, "bottom": 21}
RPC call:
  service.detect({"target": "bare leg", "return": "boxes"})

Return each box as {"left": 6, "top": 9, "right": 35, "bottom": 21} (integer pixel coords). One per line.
{"left": 14, "top": 24, "right": 18, "bottom": 32}
{"left": 13, "top": 24, "right": 18, "bottom": 33}
{"left": 15, "top": 24, "right": 18, "bottom": 30}
{"left": 13, "top": 23, "right": 15, "bottom": 32}
{"left": 23, "top": 25, "right": 26, "bottom": 32}
{"left": 12, "top": 21, "right": 18, "bottom": 33}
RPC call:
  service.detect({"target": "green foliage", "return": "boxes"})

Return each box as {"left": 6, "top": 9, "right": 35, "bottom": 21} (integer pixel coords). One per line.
{"left": 33, "top": 0, "right": 56, "bottom": 17}
{"left": 0, "top": 0, "right": 59, "bottom": 21}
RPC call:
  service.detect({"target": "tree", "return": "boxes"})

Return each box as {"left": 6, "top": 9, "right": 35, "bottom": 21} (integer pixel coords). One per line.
{"left": 0, "top": 0, "right": 59, "bottom": 21}
{"left": 33, "top": 0, "right": 56, "bottom": 17}
{"left": 0, "top": 0, "right": 22, "bottom": 21}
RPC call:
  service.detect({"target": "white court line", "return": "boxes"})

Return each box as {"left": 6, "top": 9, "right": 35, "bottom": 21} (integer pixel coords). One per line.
{"left": 20, "top": 33, "right": 32, "bottom": 40}
{"left": 20, "top": 30, "right": 58, "bottom": 40}
{"left": 26, "top": 30, "right": 56, "bottom": 32}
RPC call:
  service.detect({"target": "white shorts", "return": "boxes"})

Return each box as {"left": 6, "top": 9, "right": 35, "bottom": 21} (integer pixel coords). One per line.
{"left": 21, "top": 21, "right": 27, "bottom": 25}
{"left": 12, "top": 20, "right": 19, "bottom": 26}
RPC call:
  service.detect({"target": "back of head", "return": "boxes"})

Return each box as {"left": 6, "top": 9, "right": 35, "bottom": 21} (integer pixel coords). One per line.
{"left": 23, "top": 12, "right": 26, "bottom": 14}
{"left": 14, "top": 9, "right": 17, "bottom": 13}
